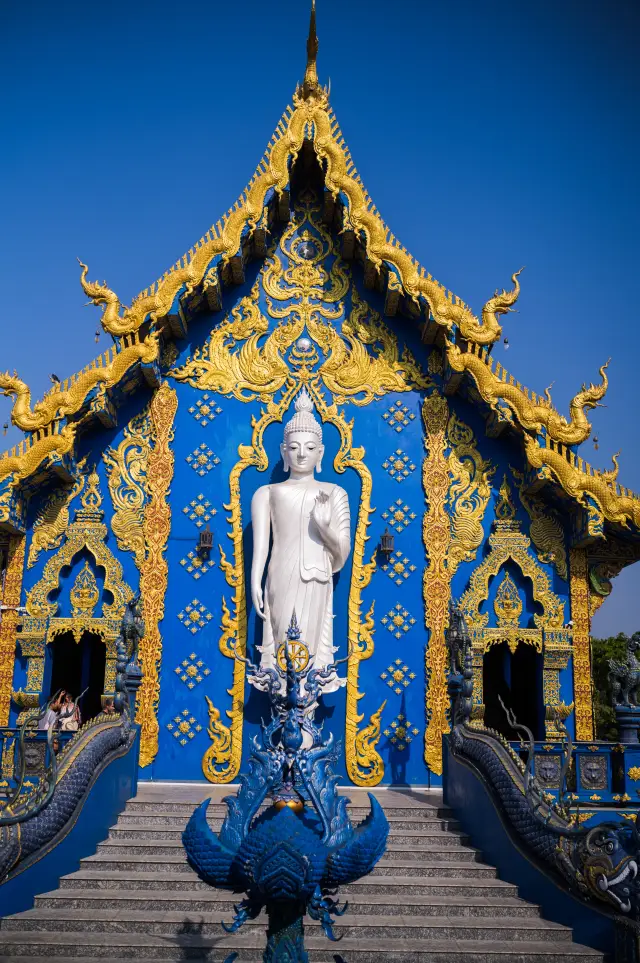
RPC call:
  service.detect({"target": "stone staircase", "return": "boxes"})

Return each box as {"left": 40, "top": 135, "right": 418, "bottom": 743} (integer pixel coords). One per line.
{"left": 0, "top": 784, "right": 606, "bottom": 962}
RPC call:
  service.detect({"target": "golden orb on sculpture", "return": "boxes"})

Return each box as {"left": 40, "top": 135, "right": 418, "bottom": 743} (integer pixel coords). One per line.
{"left": 273, "top": 799, "right": 305, "bottom": 813}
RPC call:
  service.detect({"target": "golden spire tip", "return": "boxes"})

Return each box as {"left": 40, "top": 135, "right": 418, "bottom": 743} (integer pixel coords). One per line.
{"left": 303, "top": 0, "right": 319, "bottom": 98}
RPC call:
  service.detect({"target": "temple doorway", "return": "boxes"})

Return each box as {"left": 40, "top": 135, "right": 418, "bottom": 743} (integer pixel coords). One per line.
{"left": 483, "top": 642, "right": 543, "bottom": 740}
{"left": 49, "top": 631, "right": 106, "bottom": 723}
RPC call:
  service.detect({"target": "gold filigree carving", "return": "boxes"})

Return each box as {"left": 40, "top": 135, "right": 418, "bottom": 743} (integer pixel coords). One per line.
{"left": 171, "top": 275, "right": 298, "bottom": 401}
{"left": 103, "top": 407, "right": 153, "bottom": 570}
{"left": 422, "top": 393, "right": 452, "bottom": 776}
{"left": 570, "top": 547, "right": 594, "bottom": 741}
{"left": 69, "top": 561, "right": 99, "bottom": 618}
{"left": 459, "top": 478, "right": 567, "bottom": 642}
{"left": 27, "top": 473, "right": 86, "bottom": 569}
{"left": 446, "top": 411, "right": 494, "bottom": 575}
{"left": 137, "top": 384, "right": 177, "bottom": 768}
{"left": 353, "top": 700, "right": 387, "bottom": 783}
{"left": 0, "top": 536, "right": 26, "bottom": 726}
{"left": 172, "top": 195, "right": 430, "bottom": 406}
{"left": 511, "top": 467, "right": 568, "bottom": 581}
{"left": 201, "top": 696, "right": 232, "bottom": 780}
{"left": 494, "top": 572, "right": 523, "bottom": 627}
{"left": 23, "top": 471, "right": 131, "bottom": 627}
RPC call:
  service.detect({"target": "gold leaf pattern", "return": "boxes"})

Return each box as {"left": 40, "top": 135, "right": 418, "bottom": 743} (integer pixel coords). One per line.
{"left": 137, "top": 384, "right": 177, "bottom": 768}
{"left": 446, "top": 411, "right": 494, "bottom": 575}
{"left": 422, "top": 393, "right": 452, "bottom": 776}
{"left": 0, "top": 536, "right": 26, "bottom": 726}
{"left": 103, "top": 407, "right": 152, "bottom": 571}
{"left": 512, "top": 466, "right": 568, "bottom": 581}
{"left": 570, "top": 547, "right": 594, "bottom": 741}
{"left": 27, "top": 473, "right": 86, "bottom": 569}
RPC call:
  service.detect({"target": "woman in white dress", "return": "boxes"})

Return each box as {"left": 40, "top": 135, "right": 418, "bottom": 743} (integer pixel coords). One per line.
{"left": 58, "top": 693, "right": 81, "bottom": 732}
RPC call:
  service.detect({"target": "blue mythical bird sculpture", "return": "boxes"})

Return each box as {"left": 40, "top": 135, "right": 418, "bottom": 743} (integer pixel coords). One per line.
{"left": 182, "top": 614, "right": 389, "bottom": 962}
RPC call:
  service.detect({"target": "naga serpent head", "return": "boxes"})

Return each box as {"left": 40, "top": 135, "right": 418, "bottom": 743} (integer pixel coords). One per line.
{"left": 78, "top": 259, "right": 119, "bottom": 307}
{"left": 0, "top": 371, "right": 25, "bottom": 397}
{"left": 574, "top": 359, "right": 610, "bottom": 413}
{"left": 582, "top": 823, "right": 639, "bottom": 914}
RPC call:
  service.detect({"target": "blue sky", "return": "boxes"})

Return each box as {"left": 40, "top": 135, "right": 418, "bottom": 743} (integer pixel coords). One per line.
{"left": 1, "top": 0, "right": 638, "bottom": 635}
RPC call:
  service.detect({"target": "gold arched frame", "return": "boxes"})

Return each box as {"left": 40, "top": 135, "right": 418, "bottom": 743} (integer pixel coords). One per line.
{"left": 459, "top": 499, "right": 571, "bottom": 736}
{"left": 202, "top": 372, "right": 386, "bottom": 786}
{"left": 16, "top": 473, "right": 133, "bottom": 713}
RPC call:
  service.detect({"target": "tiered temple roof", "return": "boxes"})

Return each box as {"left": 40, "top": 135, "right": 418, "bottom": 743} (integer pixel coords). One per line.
{"left": 1, "top": 1, "right": 638, "bottom": 554}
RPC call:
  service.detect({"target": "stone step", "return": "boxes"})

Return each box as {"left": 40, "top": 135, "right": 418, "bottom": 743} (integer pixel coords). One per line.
{"left": 1, "top": 908, "right": 572, "bottom": 943}
{"left": 123, "top": 800, "right": 452, "bottom": 819}
{"left": 59, "top": 869, "right": 515, "bottom": 897}
{"left": 97, "top": 836, "right": 480, "bottom": 862}
{"left": 115, "top": 811, "right": 462, "bottom": 832}
{"left": 80, "top": 852, "right": 495, "bottom": 878}
{"left": 107, "top": 823, "right": 470, "bottom": 846}
{"left": 35, "top": 887, "right": 541, "bottom": 919}
{"left": 0, "top": 931, "right": 605, "bottom": 962}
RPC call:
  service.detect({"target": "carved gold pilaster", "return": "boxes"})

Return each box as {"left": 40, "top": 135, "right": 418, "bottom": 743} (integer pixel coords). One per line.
{"left": 422, "top": 393, "right": 451, "bottom": 776}
{"left": 0, "top": 536, "right": 26, "bottom": 726}
{"left": 570, "top": 547, "right": 594, "bottom": 740}
{"left": 137, "top": 384, "right": 177, "bottom": 768}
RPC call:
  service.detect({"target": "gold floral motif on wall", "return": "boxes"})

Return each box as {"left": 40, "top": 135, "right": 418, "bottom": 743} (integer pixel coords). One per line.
{"left": 27, "top": 471, "right": 86, "bottom": 569}
{"left": 446, "top": 412, "right": 494, "bottom": 575}
{"left": 103, "top": 406, "right": 153, "bottom": 571}
{"left": 511, "top": 466, "right": 568, "bottom": 581}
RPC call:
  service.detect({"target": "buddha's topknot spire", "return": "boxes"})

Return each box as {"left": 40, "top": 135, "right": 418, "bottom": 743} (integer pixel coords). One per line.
{"left": 302, "top": 0, "right": 319, "bottom": 99}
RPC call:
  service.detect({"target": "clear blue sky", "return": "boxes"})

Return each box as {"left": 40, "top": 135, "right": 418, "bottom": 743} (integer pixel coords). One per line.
{"left": 1, "top": 0, "right": 638, "bottom": 635}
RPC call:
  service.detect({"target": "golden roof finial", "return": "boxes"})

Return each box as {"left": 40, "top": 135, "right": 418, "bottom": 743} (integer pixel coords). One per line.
{"left": 302, "top": 0, "right": 319, "bottom": 99}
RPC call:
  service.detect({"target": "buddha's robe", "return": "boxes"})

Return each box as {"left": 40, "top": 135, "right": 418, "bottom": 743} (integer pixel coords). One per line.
{"left": 257, "top": 481, "right": 350, "bottom": 690}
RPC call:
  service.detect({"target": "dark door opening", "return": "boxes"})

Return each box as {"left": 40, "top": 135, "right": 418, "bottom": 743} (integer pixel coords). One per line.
{"left": 49, "top": 633, "right": 82, "bottom": 705}
{"left": 80, "top": 633, "right": 106, "bottom": 721}
{"left": 49, "top": 631, "right": 106, "bottom": 723}
{"left": 483, "top": 641, "right": 543, "bottom": 740}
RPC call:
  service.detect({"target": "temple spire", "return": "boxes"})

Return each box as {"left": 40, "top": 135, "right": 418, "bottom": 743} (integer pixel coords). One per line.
{"left": 302, "top": 0, "right": 319, "bottom": 99}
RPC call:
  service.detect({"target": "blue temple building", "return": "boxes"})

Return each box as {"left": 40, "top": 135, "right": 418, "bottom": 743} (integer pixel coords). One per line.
{"left": 1, "top": 3, "right": 639, "bottom": 799}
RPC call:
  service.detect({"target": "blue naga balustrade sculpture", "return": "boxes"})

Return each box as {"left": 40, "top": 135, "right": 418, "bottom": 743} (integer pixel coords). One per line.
{"left": 182, "top": 615, "right": 389, "bottom": 962}
{"left": 446, "top": 601, "right": 640, "bottom": 957}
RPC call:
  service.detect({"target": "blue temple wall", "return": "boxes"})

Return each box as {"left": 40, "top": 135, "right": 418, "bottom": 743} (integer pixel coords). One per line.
{"left": 9, "top": 193, "right": 576, "bottom": 785}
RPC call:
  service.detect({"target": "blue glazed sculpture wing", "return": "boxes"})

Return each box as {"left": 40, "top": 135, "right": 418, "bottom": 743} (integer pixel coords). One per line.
{"left": 182, "top": 799, "right": 238, "bottom": 888}
{"left": 323, "top": 793, "right": 389, "bottom": 887}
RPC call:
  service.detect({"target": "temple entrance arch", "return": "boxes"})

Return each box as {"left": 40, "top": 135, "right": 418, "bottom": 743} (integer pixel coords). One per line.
{"left": 49, "top": 630, "right": 107, "bottom": 723}
{"left": 459, "top": 477, "right": 572, "bottom": 739}
{"left": 483, "top": 640, "right": 544, "bottom": 739}
{"left": 15, "top": 470, "right": 133, "bottom": 725}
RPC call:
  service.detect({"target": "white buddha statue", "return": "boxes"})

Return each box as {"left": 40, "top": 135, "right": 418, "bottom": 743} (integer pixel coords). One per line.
{"left": 250, "top": 388, "right": 351, "bottom": 691}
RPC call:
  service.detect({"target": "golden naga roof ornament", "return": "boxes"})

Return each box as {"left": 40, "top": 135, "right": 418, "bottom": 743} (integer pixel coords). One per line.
{"left": 0, "top": 328, "right": 159, "bottom": 435}
{"left": 445, "top": 329, "right": 610, "bottom": 446}
{"left": 78, "top": 260, "right": 135, "bottom": 337}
